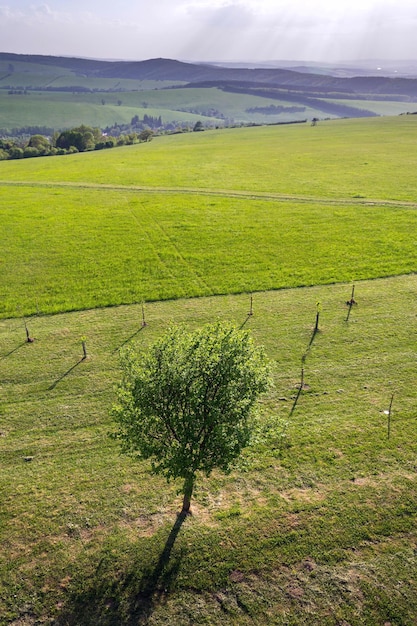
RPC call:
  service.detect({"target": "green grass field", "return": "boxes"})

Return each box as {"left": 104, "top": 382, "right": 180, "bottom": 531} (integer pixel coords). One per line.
{"left": 0, "top": 57, "right": 414, "bottom": 132}
{"left": 1, "top": 117, "right": 416, "bottom": 624}
{"left": 2, "top": 116, "right": 417, "bottom": 199}
{"left": 1, "top": 276, "right": 416, "bottom": 624}
{"left": 325, "top": 98, "right": 417, "bottom": 116}
{"left": 1, "top": 116, "right": 417, "bottom": 318}
{"left": 0, "top": 84, "right": 386, "bottom": 131}
{"left": 0, "top": 92, "right": 206, "bottom": 131}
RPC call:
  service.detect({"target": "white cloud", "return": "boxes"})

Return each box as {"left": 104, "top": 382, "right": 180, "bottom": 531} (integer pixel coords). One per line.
{"left": 0, "top": 0, "right": 416, "bottom": 61}
{"left": 35, "top": 3, "right": 53, "bottom": 16}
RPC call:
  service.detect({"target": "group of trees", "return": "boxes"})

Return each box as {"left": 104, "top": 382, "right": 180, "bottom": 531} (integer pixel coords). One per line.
{"left": 103, "top": 113, "right": 189, "bottom": 138}
{"left": 246, "top": 105, "right": 306, "bottom": 115}
{"left": 131, "top": 114, "right": 162, "bottom": 129}
{"left": 0, "top": 124, "right": 154, "bottom": 161}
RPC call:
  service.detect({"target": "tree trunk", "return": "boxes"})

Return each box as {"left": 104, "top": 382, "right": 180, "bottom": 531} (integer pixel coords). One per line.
{"left": 181, "top": 476, "right": 194, "bottom": 514}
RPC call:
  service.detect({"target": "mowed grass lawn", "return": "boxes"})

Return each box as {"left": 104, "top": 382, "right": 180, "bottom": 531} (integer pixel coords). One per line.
{"left": 0, "top": 275, "right": 416, "bottom": 624}
{"left": 1, "top": 116, "right": 417, "bottom": 318}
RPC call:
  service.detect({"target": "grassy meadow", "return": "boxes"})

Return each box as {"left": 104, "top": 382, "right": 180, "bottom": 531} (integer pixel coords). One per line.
{"left": 2, "top": 115, "right": 417, "bottom": 199}
{"left": 0, "top": 116, "right": 416, "bottom": 624}
{"left": 0, "top": 56, "right": 414, "bottom": 132}
{"left": 3, "top": 84, "right": 410, "bottom": 131}
{"left": 1, "top": 116, "right": 417, "bottom": 318}
{"left": 1, "top": 277, "right": 416, "bottom": 624}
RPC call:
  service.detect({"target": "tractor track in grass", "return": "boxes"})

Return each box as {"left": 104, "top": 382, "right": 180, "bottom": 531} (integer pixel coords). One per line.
{"left": 1, "top": 180, "right": 417, "bottom": 209}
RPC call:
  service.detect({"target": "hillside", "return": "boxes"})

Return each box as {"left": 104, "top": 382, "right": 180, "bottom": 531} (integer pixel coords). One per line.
{"left": 1, "top": 116, "right": 417, "bottom": 318}
{"left": 1, "top": 116, "right": 416, "bottom": 625}
{"left": 2, "top": 52, "right": 417, "bottom": 98}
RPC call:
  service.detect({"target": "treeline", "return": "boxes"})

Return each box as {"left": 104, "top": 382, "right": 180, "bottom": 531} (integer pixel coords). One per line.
{"left": 0, "top": 124, "right": 154, "bottom": 161}
{"left": 246, "top": 104, "right": 306, "bottom": 114}
{"left": 2, "top": 85, "right": 131, "bottom": 93}
{"left": 131, "top": 114, "right": 162, "bottom": 129}
{"left": 0, "top": 125, "right": 55, "bottom": 140}
{"left": 103, "top": 113, "right": 212, "bottom": 137}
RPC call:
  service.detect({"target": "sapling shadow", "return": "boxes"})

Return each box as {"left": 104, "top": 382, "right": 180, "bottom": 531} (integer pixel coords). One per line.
{"left": 112, "top": 325, "right": 145, "bottom": 354}
{"left": 290, "top": 363, "right": 306, "bottom": 416}
{"left": 290, "top": 304, "right": 321, "bottom": 416}
{"left": 308, "top": 302, "right": 321, "bottom": 348}
{"left": 302, "top": 302, "right": 321, "bottom": 362}
{"left": 239, "top": 314, "right": 251, "bottom": 330}
{"left": 345, "top": 284, "right": 357, "bottom": 322}
{"left": 49, "top": 339, "right": 88, "bottom": 390}
{"left": 240, "top": 294, "right": 254, "bottom": 329}
{"left": 48, "top": 358, "right": 85, "bottom": 390}
{"left": 112, "top": 303, "right": 148, "bottom": 354}
{"left": 1, "top": 342, "right": 26, "bottom": 359}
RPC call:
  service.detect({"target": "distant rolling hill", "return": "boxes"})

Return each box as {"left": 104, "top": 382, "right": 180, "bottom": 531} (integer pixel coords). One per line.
{"left": 2, "top": 53, "right": 417, "bottom": 133}
{"left": 1, "top": 52, "right": 417, "bottom": 98}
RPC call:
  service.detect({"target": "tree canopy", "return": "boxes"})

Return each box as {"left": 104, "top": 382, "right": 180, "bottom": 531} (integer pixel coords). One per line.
{"left": 55, "top": 124, "right": 103, "bottom": 152}
{"left": 112, "top": 322, "right": 270, "bottom": 513}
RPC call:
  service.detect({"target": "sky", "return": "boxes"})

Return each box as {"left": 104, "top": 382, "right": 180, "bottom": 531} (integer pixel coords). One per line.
{"left": 1, "top": 0, "right": 417, "bottom": 64}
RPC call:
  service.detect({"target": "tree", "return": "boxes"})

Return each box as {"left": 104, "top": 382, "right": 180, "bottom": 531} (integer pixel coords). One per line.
{"left": 139, "top": 129, "right": 153, "bottom": 142}
{"left": 112, "top": 322, "right": 270, "bottom": 513}
{"left": 55, "top": 125, "right": 102, "bottom": 152}
{"left": 28, "top": 134, "right": 51, "bottom": 155}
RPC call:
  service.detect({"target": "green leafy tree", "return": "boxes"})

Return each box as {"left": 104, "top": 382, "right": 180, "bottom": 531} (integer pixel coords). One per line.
{"left": 112, "top": 322, "right": 270, "bottom": 513}
{"left": 55, "top": 125, "right": 101, "bottom": 152}
{"left": 27, "top": 134, "right": 51, "bottom": 155}
{"left": 139, "top": 129, "right": 153, "bottom": 142}
{"left": 9, "top": 146, "right": 23, "bottom": 159}
{"left": 23, "top": 146, "right": 40, "bottom": 158}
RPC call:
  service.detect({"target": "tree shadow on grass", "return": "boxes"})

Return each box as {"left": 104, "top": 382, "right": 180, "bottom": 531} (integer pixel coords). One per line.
{"left": 57, "top": 513, "right": 187, "bottom": 626}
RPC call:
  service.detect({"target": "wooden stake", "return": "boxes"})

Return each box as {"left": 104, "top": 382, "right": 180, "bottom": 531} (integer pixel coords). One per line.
{"left": 387, "top": 393, "right": 394, "bottom": 440}
{"left": 314, "top": 302, "right": 320, "bottom": 333}
{"left": 248, "top": 294, "right": 253, "bottom": 316}
{"left": 141, "top": 302, "right": 147, "bottom": 327}
{"left": 23, "top": 317, "right": 34, "bottom": 343}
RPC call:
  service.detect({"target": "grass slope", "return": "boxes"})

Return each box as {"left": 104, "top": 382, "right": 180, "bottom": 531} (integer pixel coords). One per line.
{"left": 1, "top": 116, "right": 417, "bottom": 318}
{"left": 1, "top": 186, "right": 416, "bottom": 318}
{"left": 2, "top": 84, "right": 409, "bottom": 131}
{"left": 0, "top": 92, "right": 204, "bottom": 131}
{"left": 2, "top": 116, "right": 417, "bottom": 199}
{"left": 1, "top": 275, "right": 416, "bottom": 624}
{"left": 1, "top": 115, "right": 416, "bottom": 624}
